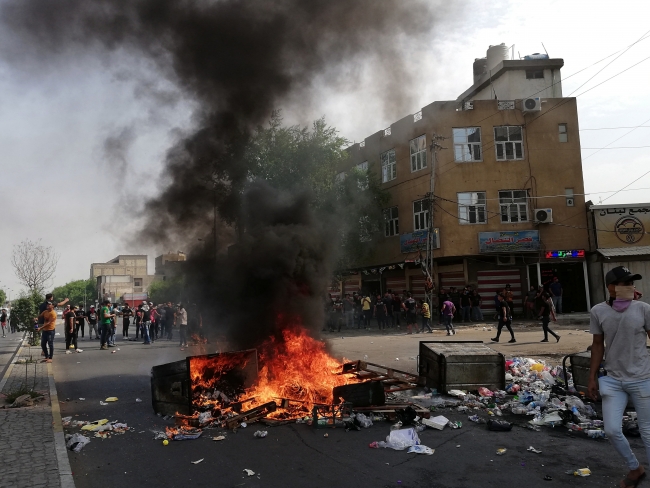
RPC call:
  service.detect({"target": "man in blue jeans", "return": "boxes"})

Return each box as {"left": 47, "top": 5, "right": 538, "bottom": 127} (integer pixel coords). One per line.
{"left": 589, "top": 266, "right": 650, "bottom": 488}
{"left": 549, "top": 276, "right": 563, "bottom": 314}
{"left": 38, "top": 302, "right": 57, "bottom": 362}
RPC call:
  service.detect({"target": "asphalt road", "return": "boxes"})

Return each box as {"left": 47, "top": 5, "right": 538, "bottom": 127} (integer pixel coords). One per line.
{"left": 51, "top": 322, "right": 642, "bottom": 488}
{"left": 0, "top": 330, "right": 25, "bottom": 381}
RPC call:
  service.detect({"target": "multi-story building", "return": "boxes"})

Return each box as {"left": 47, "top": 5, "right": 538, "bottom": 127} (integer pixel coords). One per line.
{"left": 338, "top": 44, "right": 590, "bottom": 315}
{"left": 90, "top": 254, "right": 157, "bottom": 303}
{"left": 155, "top": 251, "right": 187, "bottom": 280}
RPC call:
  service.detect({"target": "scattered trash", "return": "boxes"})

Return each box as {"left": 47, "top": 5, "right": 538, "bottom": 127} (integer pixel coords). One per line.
{"left": 375, "top": 428, "right": 420, "bottom": 451}
{"left": 323, "top": 433, "right": 328, "bottom": 438}
{"left": 135, "top": 398, "right": 142, "bottom": 403}
{"left": 527, "top": 446, "right": 542, "bottom": 453}
{"left": 62, "top": 416, "right": 72, "bottom": 424}
{"left": 99, "top": 401, "right": 108, "bottom": 406}
{"left": 240, "top": 422, "right": 247, "bottom": 428}
{"left": 105, "top": 397, "right": 118, "bottom": 402}
{"left": 422, "top": 415, "right": 448, "bottom": 430}
{"left": 65, "top": 351, "right": 72, "bottom": 355}
{"left": 487, "top": 420, "right": 512, "bottom": 432}
{"left": 198, "top": 411, "right": 213, "bottom": 425}
{"left": 191, "top": 459, "right": 204, "bottom": 464}
{"left": 407, "top": 445, "right": 434, "bottom": 455}
{"left": 153, "top": 431, "right": 168, "bottom": 440}
{"left": 572, "top": 468, "right": 591, "bottom": 477}
{"left": 254, "top": 430, "right": 268, "bottom": 438}
{"left": 543, "top": 475, "right": 552, "bottom": 481}
{"left": 496, "top": 448, "right": 507, "bottom": 456}
{"left": 162, "top": 440, "right": 169, "bottom": 446}
{"left": 81, "top": 419, "right": 109, "bottom": 431}
{"left": 243, "top": 469, "right": 255, "bottom": 477}
{"left": 65, "top": 433, "right": 90, "bottom": 452}
{"left": 111, "top": 350, "right": 117, "bottom": 354}
{"left": 212, "top": 436, "right": 226, "bottom": 441}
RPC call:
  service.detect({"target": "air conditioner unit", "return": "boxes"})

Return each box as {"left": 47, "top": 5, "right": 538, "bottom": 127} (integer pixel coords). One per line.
{"left": 496, "top": 255, "right": 515, "bottom": 266}
{"left": 534, "top": 208, "right": 553, "bottom": 223}
{"left": 522, "top": 97, "right": 541, "bottom": 112}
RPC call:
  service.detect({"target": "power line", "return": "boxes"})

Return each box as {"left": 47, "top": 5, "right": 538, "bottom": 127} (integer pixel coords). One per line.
{"left": 601, "top": 168, "right": 650, "bottom": 203}
{"left": 580, "top": 126, "right": 650, "bottom": 131}
{"left": 582, "top": 145, "right": 650, "bottom": 149}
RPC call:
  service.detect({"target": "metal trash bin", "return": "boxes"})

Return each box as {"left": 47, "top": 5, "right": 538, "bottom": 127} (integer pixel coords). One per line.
{"left": 562, "top": 351, "right": 591, "bottom": 396}
{"left": 418, "top": 341, "right": 505, "bottom": 393}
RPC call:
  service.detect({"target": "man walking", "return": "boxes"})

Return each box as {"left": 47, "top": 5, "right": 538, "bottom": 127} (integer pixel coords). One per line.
{"left": 549, "top": 277, "right": 563, "bottom": 314}
{"left": 0, "top": 309, "right": 7, "bottom": 337}
{"left": 524, "top": 285, "right": 538, "bottom": 319}
{"left": 37, "top": 302, "right": 57, "bottom": 363}
{"left": 420, "top": 299, "right": 433, "bottom": 333}
{"left": 402, "top": 292, "right": 419, "bottom": 334}
{"left": 491, "top": 293, "right": 516, "bottom": 343}
{"left": 441, "top": 297, "right": 456, "bottom": 336}
{"left": 589, "top": 266, "right": 650, "bottom": 488}
{"left": 64, "top": 306, "right": 77, "bottom": 350}
{"left": 537, "top": 291, "right": 560, "bottom": 343}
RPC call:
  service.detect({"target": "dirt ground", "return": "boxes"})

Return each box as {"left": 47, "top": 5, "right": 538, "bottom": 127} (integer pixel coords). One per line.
{"left": 326, "top": 323, "right": 595, "bottom": 374}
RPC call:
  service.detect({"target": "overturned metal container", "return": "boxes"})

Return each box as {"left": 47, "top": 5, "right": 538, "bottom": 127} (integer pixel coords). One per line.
{"left": 150, "top": 349, "right": 258, "bottom": 416}
{"left": 418, "top": 341, "right": 505, "bottom": 393}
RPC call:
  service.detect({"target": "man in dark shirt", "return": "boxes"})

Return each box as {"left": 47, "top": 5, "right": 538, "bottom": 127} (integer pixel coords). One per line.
{"left": 121, "top": 304, "right": 132, "bottom": 338}
{"left": 460, "top": 288, "right": 472, "bottom": 322}
{"left": 549, "top": 277, "right": 563, "bottom": 314}
{"left": 536, "top": 291, "right": 560, "bottom": 342}
{"left": 470, "top": 290, "right": 483, "bottom": 321}
{"left": 164, "top": 302, "right": 175, "bottom": 340}
{"left": 38, "top": 293, "right": 69, "bottom": 326}
{"left": 392, "top": 293, "right": 402, "bottom": 328}
{"left": 374, "top": 294, "right": 387, "bottom": 331}
{"left": 382, "top": 292, "right": 393, "bottom": 328}
{"left": 65, "top": 306, "right": 78, "bottom": 350}
{"left": 75, "top": 306, "right": 86, "bottom": 339}
{"left": 87, "top": 306, "right": 99, "bottom": 339}
{"left": 450, "top": 287, "right": 461, "bottom": 320}
{"left": 402, "top": 292, "right": 419, "bottom": 334}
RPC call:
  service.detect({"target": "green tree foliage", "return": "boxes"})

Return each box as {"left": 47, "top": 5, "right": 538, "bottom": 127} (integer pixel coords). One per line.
{"left": 51, "top": 279, "right": 96, "bottom": 309}
{"left": 245, "top": 112, "right": 390, "bottom": 270}
{"left": 148, "top": 277, "right": 185, "bottom": 305}
{"left": 0, "top": 289, "right": 6, "bottom": 307}
{"left": 11, "top": 290, "right": 43, "bottom": 345}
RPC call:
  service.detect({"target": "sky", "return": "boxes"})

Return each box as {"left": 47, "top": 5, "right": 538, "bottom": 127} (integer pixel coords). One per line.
{"left": 1, "top": 0, "right": 649, "bottom": 296}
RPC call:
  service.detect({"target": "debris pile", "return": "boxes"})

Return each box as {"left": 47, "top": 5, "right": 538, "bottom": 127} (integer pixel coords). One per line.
{"left": 62, "top": 417, "right": 133, "bottom": 441}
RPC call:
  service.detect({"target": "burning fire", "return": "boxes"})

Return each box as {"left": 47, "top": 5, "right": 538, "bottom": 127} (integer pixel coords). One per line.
{"left": 189, "top": 316, "right": 360, "bottom": 419}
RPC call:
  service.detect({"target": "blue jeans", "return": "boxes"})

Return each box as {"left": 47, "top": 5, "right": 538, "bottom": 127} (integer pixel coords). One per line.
{"left": 599, "top": 375, "right": 650, "bottom": 470}
{"left": 551, "top": 295, "right": 562, "bottom": 314}
{"left": 142, "top": 321, "right": 151, "bottom": 343}
{"left": 421, "top": 317, "right": 432, "bottom": 332}
{"left": 442, "top": 315, "right": 454, "bottom": 333}
{"left": 461, "top": 306, "right": 471, "bottom": 322}
{"left": 471, "top": 306, "right": 483, "bottom": 321}
{"left": 41, "top": 330, "right": 55, "bottom": 359}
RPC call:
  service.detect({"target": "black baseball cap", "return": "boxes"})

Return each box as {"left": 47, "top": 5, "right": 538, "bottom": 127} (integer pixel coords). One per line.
{"left": 605, "top": 266, "right": 642, "bottom": 286}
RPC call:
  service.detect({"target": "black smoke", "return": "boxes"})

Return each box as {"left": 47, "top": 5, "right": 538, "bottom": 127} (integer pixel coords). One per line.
{"left": 1, "top": 0, "right": 441, "bottom": 348}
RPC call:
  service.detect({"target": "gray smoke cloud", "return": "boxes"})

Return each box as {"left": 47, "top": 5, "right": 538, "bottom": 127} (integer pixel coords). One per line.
{"left": 0, "top": 0, "right": 443, "bottom": 348}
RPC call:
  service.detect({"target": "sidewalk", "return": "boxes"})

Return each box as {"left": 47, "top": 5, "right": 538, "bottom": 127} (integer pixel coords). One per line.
{"left": 0, "top": 333, "right": 73, "bottom": 488}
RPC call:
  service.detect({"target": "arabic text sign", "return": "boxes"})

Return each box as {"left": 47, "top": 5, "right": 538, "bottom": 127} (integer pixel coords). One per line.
{"left": 594, "top": 206, "right": 649, "bottom": 248}
{"left": 400, "top": 230, "right": 428, "bottom": 253}
{"left": 545, "top": 249, "right": 585, "bottom": 259}
{"left": 478, "top": 230, "right": 540, "bottom": 253}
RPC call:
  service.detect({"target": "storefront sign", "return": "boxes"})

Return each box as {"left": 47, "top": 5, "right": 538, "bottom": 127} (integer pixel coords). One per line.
{"left": 593, "top": 205, "right": 650, "bottom": 247}
{"left": 545, "top": 249, "right": 585, "bottom": 259}
{"left": 478, "top": 230, "right": 540, "bottom": 253}
{"left": 400, "top": 229, "right": 439, "bottom": 253}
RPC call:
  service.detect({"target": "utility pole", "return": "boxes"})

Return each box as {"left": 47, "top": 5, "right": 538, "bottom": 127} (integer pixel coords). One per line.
{"left": 424, "top": 134, "right": 446, "bottom": 316}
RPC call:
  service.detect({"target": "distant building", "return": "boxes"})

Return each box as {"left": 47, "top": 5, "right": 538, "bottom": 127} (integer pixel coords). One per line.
{"left": 155, "top": 251, "right": 187, "bottom": 280}
{"left": 90, "top": 255, "right": 157, "bottom": 303}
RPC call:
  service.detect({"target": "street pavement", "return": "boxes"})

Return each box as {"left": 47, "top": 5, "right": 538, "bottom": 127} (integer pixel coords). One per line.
{"left": 43, "top": 321, "right": 645, "bottom": 487}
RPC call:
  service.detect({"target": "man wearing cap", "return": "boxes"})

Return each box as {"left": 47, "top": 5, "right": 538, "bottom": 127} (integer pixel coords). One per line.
{"left": 589, "top": 266, "right": 650, "bottom": 488}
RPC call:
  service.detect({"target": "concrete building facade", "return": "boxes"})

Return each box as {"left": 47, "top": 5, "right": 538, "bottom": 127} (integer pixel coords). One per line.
{"left": 90, "top": 255, "right": 157, "bottom": 302}
{"left": 337, "top": 44, "right": 590, "bottom": 315}
{"left": 155, "top": 251, "right": 187, "bottom": 280}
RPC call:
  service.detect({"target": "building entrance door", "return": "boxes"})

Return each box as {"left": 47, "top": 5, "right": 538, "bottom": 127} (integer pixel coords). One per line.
{"left": 540, "top": 262, "right": 588, "bottom": 313}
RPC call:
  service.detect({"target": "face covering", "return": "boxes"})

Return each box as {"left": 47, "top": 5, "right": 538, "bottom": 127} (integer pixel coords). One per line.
{"left": 612, "top": 285, "right": 635, "bottom": 312}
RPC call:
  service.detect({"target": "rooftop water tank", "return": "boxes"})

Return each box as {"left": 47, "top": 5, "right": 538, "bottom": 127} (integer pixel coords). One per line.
{"left": 473, "top": 58, "right": 487, "bottom": 85}
{"left": 524, "top": 53, "right": 550, "bottom": 60}
{"left": 486, "top": 43, "right": 509, "bottom": 72}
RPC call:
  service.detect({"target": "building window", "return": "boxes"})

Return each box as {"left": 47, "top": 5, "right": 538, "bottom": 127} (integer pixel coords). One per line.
{"left": 525, "top": 70, "right": 544, "bottom": 79}
{"left": 410, "top": 135, "right": 427, "bottom": 172}
{"left": 494, "top": 126, "right": 524, "bottom": 161}
{"left": 453, "top": 127, "right": 482, "bottom": 162}
{"left": 134, "top": 278, "right": 142, "bottom": 287}
{"left": 355, "top": 161, "right": 369, "bottom": 190}
{"left": 413, "top": 199, "right": 429, "bottom": 231}
{"left": 381, "top": 149, "right": 397, "bottom": 183}
{"left": 558, "top": 123, "right": 568, "bottom": 143}
{"left": 499, "top": 190, "right": 529, "bottom": 223}
{"left": 458, "top": 192, "right": 487, "bottom": 224}
{"left": 384, "top": 206, "right": 399, "bottom": 236}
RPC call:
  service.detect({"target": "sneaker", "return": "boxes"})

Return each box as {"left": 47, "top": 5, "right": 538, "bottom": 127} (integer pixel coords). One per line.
{"left": 101, "top": 345, "right": 107, "bottom": 350}
{"left": 556, "top": 335, "right": 561, "bottom": 343}
{"left": 491, "top": 337, "right": 499, "bottom": 342}
{"left": 508, "top": 338, "right": 516, "bottom": 343}
{"left": 76, "top": 349, "right": 83, "bottom": 353}
{"left": 540, "top": 339, "right": 549, "bottom": 342}
{"left": 108, "top": 344, "right": 115, "bottom": 347}
{"left": 446, "top": 332, "right": 451, "bottom": 336}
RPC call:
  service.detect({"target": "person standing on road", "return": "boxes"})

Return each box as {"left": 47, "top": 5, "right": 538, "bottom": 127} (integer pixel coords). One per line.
{"left": 491, "top": 293, "right": 516, "bottom": 343}
{"left": 537, "top": 292, "right": 560, "bottom": 343}
{"left": 402, "top": 292, "right": 419, "bottom": 334}
{"left": 549, "top": 277, "right": 563, "bottom": 314}
{"left": 121, "top": 303, "right": 132, "bottom": 338}
{"left": 177, "top": 304, "right": 188, "bottom": 348}
{"left": 38, "top": 302, "right": 56, "bottom": 362}
{"left": 0, "top": 309, "right": 7, "bottom": 337}
{"left": 361, "top": 294, "right": 372, "bottom": 329}
{"left": 64, "top": 306, "right": 77, "bottom": 350}
{"left": 392, "top": 293, "right": 402, "bottom": 328}
{"left": 99, "top": 300, "right": 115, "bottom": 350}
{"left": 420, "top": 299, "right": 433, "bottom": 333}
{"left": 141, "top": 301, "right": 151, "bottom": 344}
{"left": 460, "top": 288, "right": 472, "bottom": 323}
{"left": 75, "top": 306, "right": 86, "bottom": 340}
{"left": 9, "top": 311, "right": 19, "bottom": 334}
{"left": 441, "top": 298, "right": 456, "bottom": 336}
{"left": 471, "top": 290, "right": 483, "bottom": 321}
{"left": 374, "top": 294, "right": 387, "bottom": 331}
{"left": 342, "top": 294, "right": 354, "bottom": 329}
{"left": 589, "top": 266, "right": 650, "bottom": 488}
{"left": 87, "top": 306, "right": 99, "bottom": 340}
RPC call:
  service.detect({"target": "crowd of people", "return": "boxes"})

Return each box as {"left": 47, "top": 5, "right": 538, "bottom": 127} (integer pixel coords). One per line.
{"left": 33, "top": 293, "right": 202, "bottom": 362}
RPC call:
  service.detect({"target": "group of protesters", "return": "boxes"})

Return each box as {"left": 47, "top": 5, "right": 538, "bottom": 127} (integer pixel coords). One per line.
{"left": 35, "top": 292, "right": 201, "bottom": 362}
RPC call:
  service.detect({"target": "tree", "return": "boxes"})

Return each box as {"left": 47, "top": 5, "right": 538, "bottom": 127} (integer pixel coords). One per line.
{"left": 11, "top": 239, "right": 60, "bottom": 293}
{"left": 0, "top": 289, "right": 6, "bottom": 307}
{"left": 11, "top": 290, "right": 43, "bottom": 345}
{"left": 148, "top": 277, "right": 184, "bottom": 305}
{"left": 51, "top": 279, "right": 96, "bottom": 309}
{"left": 245, "top": 113, "right": 390, "bottom": 269}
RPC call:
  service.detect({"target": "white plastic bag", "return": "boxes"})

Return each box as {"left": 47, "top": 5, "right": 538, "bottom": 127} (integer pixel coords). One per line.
{"left": 382, "top": 428, "right": 421, "bottom": 450}
{"left": 66, "top": 433, "right": 90, "bottom": 452}
{"left": 355, "top": 413, "right": 373, "bottom": 428}
{"left": 408, "top": 445, "right": 434, "bottom": 455}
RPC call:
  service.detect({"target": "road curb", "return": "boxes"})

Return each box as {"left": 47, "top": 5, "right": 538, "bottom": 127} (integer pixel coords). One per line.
{"left": 48, "top": 362, "right": 76, "bottom": 488}
{"left": 0, "top": 333, "right": 26, "bottom": 393}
